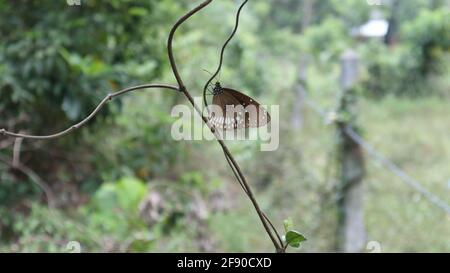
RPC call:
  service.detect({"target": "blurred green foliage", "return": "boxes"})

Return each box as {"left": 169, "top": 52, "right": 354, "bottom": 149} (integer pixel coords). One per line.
{"left": 0, "top": 0, "right": 449, "bottom": 252}
{"left": 361, "top": 8, "right": 449, "bottom": 97}
{"left": 0, "top": 0, "right": 184, "bottom": 204}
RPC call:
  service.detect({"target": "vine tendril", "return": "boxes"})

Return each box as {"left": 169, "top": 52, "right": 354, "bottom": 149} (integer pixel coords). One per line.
{"left": 202, "top": 0, "right": 249, "bottom": 111}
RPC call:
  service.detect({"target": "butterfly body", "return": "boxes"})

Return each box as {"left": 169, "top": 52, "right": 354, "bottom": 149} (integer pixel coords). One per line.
{"left": 212, "top": 82, "right": 225, "bottom": 96}
{"left": 208, "top": 82, "right": 270, "bottom": 131}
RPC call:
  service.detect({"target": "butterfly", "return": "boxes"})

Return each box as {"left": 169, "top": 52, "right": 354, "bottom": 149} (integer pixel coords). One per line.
{"left": 206, "top": 82, "right": 270, "bottom": 131}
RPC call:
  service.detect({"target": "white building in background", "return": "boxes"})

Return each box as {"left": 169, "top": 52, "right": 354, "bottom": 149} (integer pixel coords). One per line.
{"left": 351, "top": 10, "right": 389, "bottom": 40}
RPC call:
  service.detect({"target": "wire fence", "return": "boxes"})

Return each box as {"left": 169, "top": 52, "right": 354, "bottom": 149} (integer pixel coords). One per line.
{"left": 303, "top": 95, "right": 450, "bottom": 215}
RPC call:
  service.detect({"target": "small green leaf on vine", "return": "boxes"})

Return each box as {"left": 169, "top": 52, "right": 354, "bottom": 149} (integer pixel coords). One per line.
{"left": 285, "top": 230, "right": 307, "bottom": 248}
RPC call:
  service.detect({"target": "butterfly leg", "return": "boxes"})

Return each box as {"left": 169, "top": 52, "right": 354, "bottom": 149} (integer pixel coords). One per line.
{"left": 206, "top": 85, "right": 214, "bottom": 95}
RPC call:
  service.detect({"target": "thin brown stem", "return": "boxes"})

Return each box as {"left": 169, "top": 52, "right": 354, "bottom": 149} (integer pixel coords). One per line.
{"left": 263, "top": 211, "right": 284, "bottom": 248}
{"left": 0, "top": 154, "right": 106, "bottom": 248}
{"left": 167, "top": 0, "right": 283, "bottom": 252}
{"left": 0, "top": 154, "right": 56, "bottom": 209}
{"left": 224, "top": 149, "right": 284, "bottom": 248}
{"left": 203, "top": 0, "right": 248, "bottom": 110}
{"left": 224, "top": 151, "right": 249, "bottom": 196}
{"left": 0, "top": 0, "right": 284, "bottom": 253}
{"left": 0, "top": 84, "right": 179, "bottom": 139}
{"left": 168, "top": 0, "right": 213, "bottom": 90}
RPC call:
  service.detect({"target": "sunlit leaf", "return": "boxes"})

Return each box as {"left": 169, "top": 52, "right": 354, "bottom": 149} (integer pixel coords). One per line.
{"left": 285, "top": 230, "right": 307, "bottom": 248}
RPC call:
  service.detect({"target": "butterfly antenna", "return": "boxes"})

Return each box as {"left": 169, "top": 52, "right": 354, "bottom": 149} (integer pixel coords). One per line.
{"left": 202, "top": 69, "right": 213, "bottom": 77}
{"left": 203, "top": 69, "right": 216, "bottom": 88}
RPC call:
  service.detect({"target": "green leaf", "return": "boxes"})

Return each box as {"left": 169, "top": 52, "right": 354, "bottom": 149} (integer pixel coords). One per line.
{"left": 129, "top": 7, "right": 148, "bottom": 17}
{"left": 116, "top": 177, "right": 147, "bottom": 212}
{"left": 283, "top": 217, "right": 294, "bottom": 233}
{"left": 285, "top": 230, "right": 307, "bottom": 248}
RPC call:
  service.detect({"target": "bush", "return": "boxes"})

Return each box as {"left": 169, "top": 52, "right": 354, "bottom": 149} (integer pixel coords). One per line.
{"left": 360, "top": 8, "right": 449, "bottom": 98}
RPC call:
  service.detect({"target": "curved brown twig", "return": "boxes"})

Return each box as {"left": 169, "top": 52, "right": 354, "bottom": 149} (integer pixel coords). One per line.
{"left": 168, "top": 0, "right": 214, "bottom": 90}
{"left": 167, "top": 0, "right": 283, "bottom": 252}
{"left": 0, "top": 84, "right": 179, "bottom": 139}
{"left": 0, "top": 154, "right": 56, "bottom": 209}
{"left": 0, "top": 0, "right": 284, "bottom": 253}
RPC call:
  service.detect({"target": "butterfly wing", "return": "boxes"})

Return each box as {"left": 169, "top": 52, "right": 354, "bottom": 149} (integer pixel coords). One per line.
{"left": 210, "top": 87, "right": 270, "bottom": 130}
{"left": 210, "top": 91, "right": 242, "bottom": 130}
{"left": 223, "top": 88, "right": 271, "bottom": 128}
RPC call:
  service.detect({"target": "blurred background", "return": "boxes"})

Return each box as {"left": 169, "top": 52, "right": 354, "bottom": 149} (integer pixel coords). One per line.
{"left": 0, "top": 0, "right": 449, "bottom": 252}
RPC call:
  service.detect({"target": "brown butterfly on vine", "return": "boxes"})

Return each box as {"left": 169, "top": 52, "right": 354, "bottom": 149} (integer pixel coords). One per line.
{"left": 205, "top": 81, "right": 270, "bottom": 131}
{"left": 202, "top": 0, "right": 269, "bottom": 131}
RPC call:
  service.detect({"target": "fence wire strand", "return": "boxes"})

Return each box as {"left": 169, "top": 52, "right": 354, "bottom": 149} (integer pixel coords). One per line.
{"left": 303, "top": 96, "right": 450, "bottom": 215}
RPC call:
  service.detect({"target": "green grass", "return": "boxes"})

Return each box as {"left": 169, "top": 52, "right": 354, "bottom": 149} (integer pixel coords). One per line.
{"left": 208, "top": 94, "right": 450, "bottom": 252}
{"left": 361, "top": 96, "right": 450, "bottom": 252}
{"left": 3, "top": 85, "right": 448, "bottom": 253}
